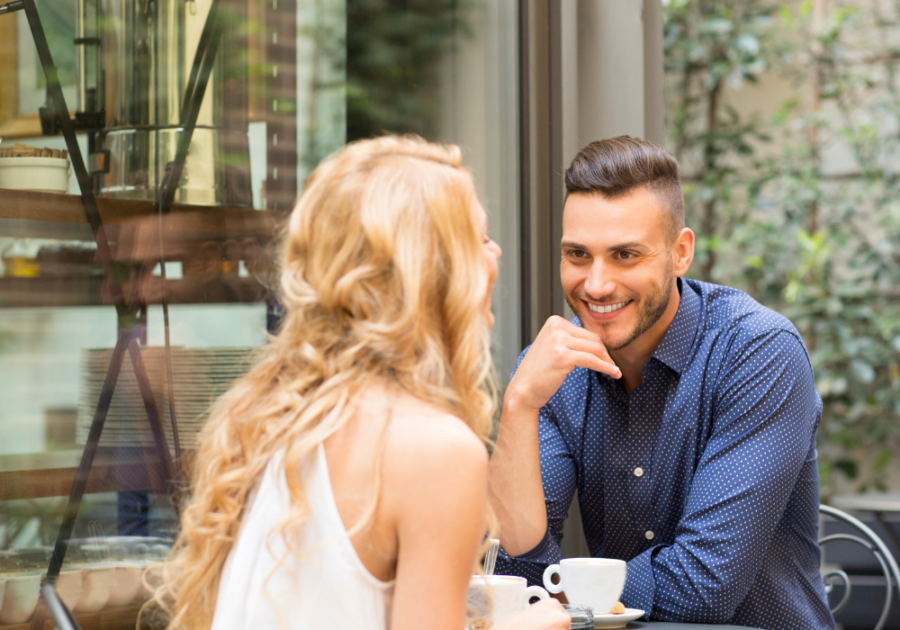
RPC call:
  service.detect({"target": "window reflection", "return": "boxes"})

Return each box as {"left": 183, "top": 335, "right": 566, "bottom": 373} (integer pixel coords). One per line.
{"left": 0, "top": 0, "right": 519, "bottom": 625}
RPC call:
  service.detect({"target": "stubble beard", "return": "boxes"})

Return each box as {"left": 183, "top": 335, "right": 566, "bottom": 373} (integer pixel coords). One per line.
{"left": 566, "top": 257, "right": 675, "bottom": 352}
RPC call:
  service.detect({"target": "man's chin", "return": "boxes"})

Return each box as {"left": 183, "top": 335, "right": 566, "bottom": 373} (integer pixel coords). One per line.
{"left": 600, "top": 335, "right": 633, "bottom": 352}
{"left": 576, "top": 315, "right": 629, "bottom": 350}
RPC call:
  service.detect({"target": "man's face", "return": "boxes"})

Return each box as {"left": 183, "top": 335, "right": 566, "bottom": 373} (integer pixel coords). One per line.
{"left": 561, "top": 187, "right": 684, "bottom": 351}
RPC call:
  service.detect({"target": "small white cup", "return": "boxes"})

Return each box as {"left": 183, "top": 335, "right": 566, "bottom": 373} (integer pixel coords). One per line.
{"left": 0, "top": 572, "right": 42, "bottom": 624}
{"left": 542, "top": 558, "right": 626, "bottom": 614}
{"left": 468, "top": 575, "right": 550, "bottom": 624}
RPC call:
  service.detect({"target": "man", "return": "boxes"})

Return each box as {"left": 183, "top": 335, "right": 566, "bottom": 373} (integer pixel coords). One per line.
{"left": 488, "top": 136, "right": 834, "bottom": 629}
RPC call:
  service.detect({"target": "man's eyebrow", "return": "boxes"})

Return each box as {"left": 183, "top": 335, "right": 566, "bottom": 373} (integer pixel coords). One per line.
{"left": 561, "top": 240, "right": 648, "bottom": 252}
{"left": 607, "top": 241, "right": 645, "bottom": 252}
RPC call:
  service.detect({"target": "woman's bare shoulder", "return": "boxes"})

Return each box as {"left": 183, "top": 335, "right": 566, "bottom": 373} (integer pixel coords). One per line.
{"left": 379, "top": 392, "right": 488, "bottom": 507}
{"left": 380, "top": 392, "right": 488, "bottom": 531}
{"left": 385, "top": 393, "right": 488, "bottom": 467}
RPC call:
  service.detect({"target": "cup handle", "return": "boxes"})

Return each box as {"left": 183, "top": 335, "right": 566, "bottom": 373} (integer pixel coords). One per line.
{"left": 525, "top": 585, "right": 550, "bottom": 603}
{"left": 542, "top": 564, "right": 563, "bottom": 594}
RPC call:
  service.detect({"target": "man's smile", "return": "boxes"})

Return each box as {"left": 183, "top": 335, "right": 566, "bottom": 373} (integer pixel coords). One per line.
{"left": 586, "top": 300, "right": 630, "bottom": 314}
{"left": 582, "top": 299, "right": 634, "bottom": 322}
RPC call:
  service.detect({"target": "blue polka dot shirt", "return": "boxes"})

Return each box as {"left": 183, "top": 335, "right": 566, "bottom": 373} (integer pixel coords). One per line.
{"left": 495, "top": 279, "right": 835, "bottom": 630}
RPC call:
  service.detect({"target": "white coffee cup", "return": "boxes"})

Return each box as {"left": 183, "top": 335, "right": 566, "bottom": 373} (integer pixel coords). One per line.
{"left": 542, "top": 558, "right": 626, "bottom": 613}
{"left": 0, "top": 572, "right": 42, "bottom": 624}
{"left": 468, "top": 575, "right": 550, "bottom": 624}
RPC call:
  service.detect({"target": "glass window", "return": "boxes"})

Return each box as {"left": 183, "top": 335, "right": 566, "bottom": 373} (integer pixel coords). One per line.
{"left": 0, "top": 0, "right": 519, "bottom": 625}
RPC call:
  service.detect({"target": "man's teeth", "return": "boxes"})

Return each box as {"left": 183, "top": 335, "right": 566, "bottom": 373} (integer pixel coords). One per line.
{"left": 587, "top": 301, "right": 628, "bottom": 314}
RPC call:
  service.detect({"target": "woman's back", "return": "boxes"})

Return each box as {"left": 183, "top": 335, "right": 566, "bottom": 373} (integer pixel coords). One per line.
{"left": 211, "top": 386, "right": 489, "bottom": 630}
{"left": 212, "top": 442, "right": 394, "bottom": 630}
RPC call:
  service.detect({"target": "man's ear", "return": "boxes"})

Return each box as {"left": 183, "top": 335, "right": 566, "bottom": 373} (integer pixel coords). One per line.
{"left": 673, "top": 228, "right": 695, "bottom": 277}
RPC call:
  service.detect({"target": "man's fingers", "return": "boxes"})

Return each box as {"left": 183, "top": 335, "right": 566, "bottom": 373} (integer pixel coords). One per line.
{"left": 569, "top": 349, "right": 621, "bottom": 378}
{"left": 567, "top": 337, "right": 616, "bottom": 366}
{"left": 537, "top": 317, "right": 620, "bottom": 377}
{"left": 547, "top": 316, "right": 603, "bottom": 343}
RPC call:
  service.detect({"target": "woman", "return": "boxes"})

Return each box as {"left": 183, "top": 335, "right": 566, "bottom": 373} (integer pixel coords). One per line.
{"left": 158, "top": 137, "right": 569, "bottom": 630}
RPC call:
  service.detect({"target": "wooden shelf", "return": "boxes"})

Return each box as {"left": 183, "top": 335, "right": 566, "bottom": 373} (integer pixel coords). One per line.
{"left": 0, "top": 189, "right": 283, "bottom": 241}
{"left": 0, "top": 274, "right": 269, "bottom": 308}
{"left": 0, "top": 460, "right": 171, "bottom": 502}
{"left": 1, "top": 603, "right": 142, "bottom": 630}
{"left": 0, "top": 448, "right": 174, "bottom": 502}
{"left": 0, "top": 276, "right": 104, "bottom": 308}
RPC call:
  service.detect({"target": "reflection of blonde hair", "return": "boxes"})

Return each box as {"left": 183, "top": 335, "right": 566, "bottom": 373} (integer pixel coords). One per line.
{"left": 156, "top": 136, "right": 497, "bottom": 630}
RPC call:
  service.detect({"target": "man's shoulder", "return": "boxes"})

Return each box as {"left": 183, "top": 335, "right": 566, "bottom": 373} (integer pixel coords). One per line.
{"left": 688, "top": 278, "right": 804, "bottom": 345}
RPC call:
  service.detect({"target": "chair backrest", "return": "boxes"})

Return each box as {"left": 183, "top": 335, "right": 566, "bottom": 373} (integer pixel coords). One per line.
{"left": 820, "top": 504, "right": 900, "bottom": 630}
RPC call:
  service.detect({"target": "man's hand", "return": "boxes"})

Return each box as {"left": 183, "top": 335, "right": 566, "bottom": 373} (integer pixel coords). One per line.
{"left": 488, "top": 316, "right": 619, "bottom": 557}
{"left": 507, "top": 316, "right": 620, "bottom": 413}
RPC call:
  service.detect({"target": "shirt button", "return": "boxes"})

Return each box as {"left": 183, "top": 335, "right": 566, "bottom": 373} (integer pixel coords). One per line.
{"left": 634, "top": 467, "right": 644, "bottom": 477}
{"left": 645, "top": 530, "right": 655, "bottom": 540}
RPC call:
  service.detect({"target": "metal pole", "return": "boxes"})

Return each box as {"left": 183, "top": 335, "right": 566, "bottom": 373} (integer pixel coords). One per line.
{"left": 127, "top": 337, "right": 178, "bottom": 511}
{"left": 20, "top": 0, "right": 118, "bottom": 291}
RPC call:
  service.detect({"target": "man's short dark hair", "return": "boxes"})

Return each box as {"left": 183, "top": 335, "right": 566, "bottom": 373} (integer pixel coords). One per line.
{"left": 564, "top": 136, "right": 685, "bottom": 243}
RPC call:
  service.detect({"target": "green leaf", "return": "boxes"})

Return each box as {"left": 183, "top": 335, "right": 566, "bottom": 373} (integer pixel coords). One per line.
{"left": 746, "top": 255, "right": 764, "bottom": 269}
{"left": 835, "top": 460, "right": 858, "bottom": 480}
{"left": 773, "top": 98, "right": 799, "bottom": 125}
{"left": 700, "top": 18, "right": 733, "bottom": 35}
{"left": 736, "top": 33, "right": 760, "bottom": 56}
{"left": 797, "top": 229, "right": 818, "bottom": 253}
{"left": 780, "top": 6, "right": 794, "bottom": 27}
{"left": 785, "top": 280, "right": 800, "bottom": 303}
{"left": 875, "top": 450, "right": 892, "bottom": 470}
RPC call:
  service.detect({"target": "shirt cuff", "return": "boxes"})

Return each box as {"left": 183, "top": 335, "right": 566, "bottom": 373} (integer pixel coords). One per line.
{"left": 493, "top": 530, "right": 555, "bottom": 587}
{"left": 510, "top": 528, "right": 553, "bottom": 562}
{"left": 622, "top": 544, "right": 661, "bottom": 620}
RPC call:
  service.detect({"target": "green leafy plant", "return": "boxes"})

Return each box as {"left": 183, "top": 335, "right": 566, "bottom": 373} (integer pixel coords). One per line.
{"left": 664, "top": 0, "right": 900, "bottom": 496}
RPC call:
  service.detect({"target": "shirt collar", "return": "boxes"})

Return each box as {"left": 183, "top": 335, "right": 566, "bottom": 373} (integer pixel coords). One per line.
{"left": 650, "top": 278, "right": 702, "bottom": 374}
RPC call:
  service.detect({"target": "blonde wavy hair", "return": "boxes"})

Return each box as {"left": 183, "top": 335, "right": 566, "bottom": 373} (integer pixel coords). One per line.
{"left": 155, "top": 136, "right": 498, "bottom": 630}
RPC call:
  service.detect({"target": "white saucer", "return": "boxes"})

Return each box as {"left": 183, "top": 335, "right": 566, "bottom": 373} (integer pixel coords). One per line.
{"left": 592, "top": 608, "right": 644, "bottom": 628}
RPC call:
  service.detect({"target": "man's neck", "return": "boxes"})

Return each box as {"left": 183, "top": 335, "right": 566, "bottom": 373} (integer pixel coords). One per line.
{"left": 609, "top": 281, "right": 682, "bottom": 395}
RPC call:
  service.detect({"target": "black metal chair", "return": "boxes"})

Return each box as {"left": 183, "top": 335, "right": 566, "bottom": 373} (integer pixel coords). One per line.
{"left": 820, "top": 504, "right": 900, "bottom": 630}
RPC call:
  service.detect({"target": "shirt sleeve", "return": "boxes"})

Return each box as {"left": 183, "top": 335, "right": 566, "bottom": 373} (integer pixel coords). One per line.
{"left": 621, "top": 329, "right": 822, "bottom": 623}
{"left": 494, "top": 402, "right": 578, "bottom": 586}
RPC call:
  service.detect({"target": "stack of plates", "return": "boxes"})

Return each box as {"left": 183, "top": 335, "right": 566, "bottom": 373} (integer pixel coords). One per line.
{"left": 77, "top": 347, "right": 257, "bottom": 449}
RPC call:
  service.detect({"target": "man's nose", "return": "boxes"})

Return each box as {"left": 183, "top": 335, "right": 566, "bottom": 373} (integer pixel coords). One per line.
{"left": 584, "top": 260, "right": 616, "bottom": 298}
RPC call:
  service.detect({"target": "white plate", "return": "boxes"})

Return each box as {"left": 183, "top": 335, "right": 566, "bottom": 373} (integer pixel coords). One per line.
{"left": 593, "top": 608, "right": 644, "bottom": 628}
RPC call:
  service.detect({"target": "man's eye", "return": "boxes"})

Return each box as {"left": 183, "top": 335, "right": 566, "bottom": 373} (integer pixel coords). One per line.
{"left": 617, "top": 251, "right": 636, "bottom": 260}
{"left": 567, "top": 250, "right": 587, "bottom": 258}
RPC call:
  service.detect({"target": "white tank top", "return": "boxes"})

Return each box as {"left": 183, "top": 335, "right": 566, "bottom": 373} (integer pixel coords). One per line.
{"left": 212, "top": 444, "right": 395, "bottom": 630}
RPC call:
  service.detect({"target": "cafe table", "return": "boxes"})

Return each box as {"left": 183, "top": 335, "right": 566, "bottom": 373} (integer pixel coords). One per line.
{"left": 624, "top": 623, "right": 762, "bottom": 629}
